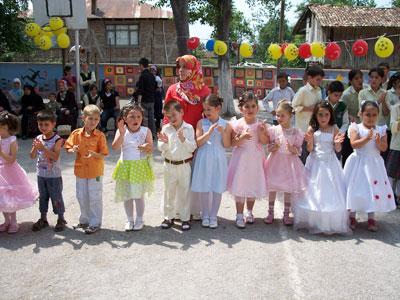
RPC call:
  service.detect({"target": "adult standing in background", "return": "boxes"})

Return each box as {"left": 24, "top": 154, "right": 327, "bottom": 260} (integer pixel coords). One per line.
{"left": 21, "top": 85, "right": 45, "bottom": 139}
{"left": 136, "top": 57, "right": 157, "bottom": 139}
{"left": 8, "top": 78, "right": 23, "bottom": 115}
{"left": 56, "top": 80, "right": 79, "bottom": 132}
{"left": 150, "top": 64, "right": 164, "bottom": 132}
{"left": 61, "top": 65, "right": 77, "bottom": 94}
{"left": 80, "top": 62, "right": 96, "bottom": 95}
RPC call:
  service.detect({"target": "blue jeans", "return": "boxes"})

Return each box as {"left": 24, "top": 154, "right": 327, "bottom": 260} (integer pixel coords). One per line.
{"left": 37, "top": 176, "right": 65, "bottom": 215}
{"left": 101, "top": 108, "right": 118, "bottom": 131}
{"left": 141, "top": 102, "right": 156, "bottom": 138}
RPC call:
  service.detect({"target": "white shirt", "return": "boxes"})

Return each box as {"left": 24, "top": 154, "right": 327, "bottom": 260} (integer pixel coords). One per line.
{"left": 262, "top": 86, "right": 295, "bottom": 120}
{"left": 158, "top": 121, "right": 196, "bottom": 161}
{"left": 292, "top": 83, "right": 323, "bottom": 132}
{"left": 390, "top": 103, "right": 400, "bottom": 151}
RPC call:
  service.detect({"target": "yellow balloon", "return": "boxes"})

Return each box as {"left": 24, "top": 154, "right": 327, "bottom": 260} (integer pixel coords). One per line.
{"left": 268, "top": 43, "right": 282, "bottom": 60}
{"left": 284, "top": 43, "right": 298, "bottom": 61}
{"left": 38, "top": 35, "right": 52, "bottom": 50}
{"left": 214, "top": 40, "right": 228, "bottom": 56}
{"left": 33, "top": 34, "right": 43, "bottom": 46}
{"left": 57, "top": 33, "right": 70, "bottom": 49}
{"left": 25, "top": 23, "right": 41, "bottom": 37}
{"left": 240, "top": 43, "right": 253, "bottom": 58}
{"left": 42, "top": 26, "right": 54, "bottom": 38}
{"left": 54, "top": 27, "right": 67, "bottom": 36}
{"left": 310, "top": 42, "right": 325, "bottom": 58}
{"left": 49, "top": 17, "right": 64, "bottom": 31}
{"left": 374, "top": 37, "right": 394, "bottom": 58}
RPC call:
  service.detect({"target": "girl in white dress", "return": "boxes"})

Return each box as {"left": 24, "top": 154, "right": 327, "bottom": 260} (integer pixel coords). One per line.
{"left": 294, "top": 101, "right": 351, "bottom": 235}
{"left": 344, "top": 100, "right": 396, "bottom": 232}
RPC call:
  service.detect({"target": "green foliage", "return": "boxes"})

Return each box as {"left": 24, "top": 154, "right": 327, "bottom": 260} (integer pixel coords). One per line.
{"left": 295, "top": 0, "right": 376, "bottom": 16}
{"left": 0, "top": 0, "right": 32, "bottom": 59}
{"left": 392, "top": 0, "right": 400, "bottom": 7}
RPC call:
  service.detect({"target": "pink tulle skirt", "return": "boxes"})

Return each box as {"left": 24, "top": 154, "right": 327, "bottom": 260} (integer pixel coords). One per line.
{"left": 265, "top": 152, "right": 307, "bottom": 194}
{"left": 0, "top": 162, "right": 38, "bottom": 213}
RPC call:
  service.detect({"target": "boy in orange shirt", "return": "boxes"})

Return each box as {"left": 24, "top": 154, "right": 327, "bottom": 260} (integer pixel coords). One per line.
{"left": 64, "top": 105, "right": 109, "bottom": 234}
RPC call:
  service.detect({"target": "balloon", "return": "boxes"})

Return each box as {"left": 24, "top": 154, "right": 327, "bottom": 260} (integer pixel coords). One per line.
{"left": 267, "top": 43, "right": 282, "bottom": 60}
{"left": 281, "top": 43, "right": 288, "bottom": 54}
{"left": 240, "top": 43, "right": 253, "bottom": 58}
{"left": 206, "top": 39, "right": 215, "bottom": 51}
{"left": 352, "top": 39, "right": 368, "bottom": 57}
{"left": 25, "top": 23, "right": 41, "bottom": 37}
{"left": 310, "top": 42, "right": 325, "bottom": 58}
{"left": 49, "top": 17, "right": 64, "bottom": 31}
{"left": 284, "top": 43, "right": 298, "bottom": 61}
{"left": 187, "top": 37, "right": 200, "bottom": 50}
{"left": 325, "top": 42, "right": 341, "bottom": 61}
{"left": 54, "top": 27, "right": 67, "bottom": 36}
{"left": 298, "top": 43, "right": 311, "bottom": 59}
{"left": 33, "top": 34, "right": 43, "bottom": 46}
{"left": 38, "top": 35, "right": 52, "bottom": 50}
{"left": 42, "top": 26, "right": 54, "bottom": 38}
{"left": 374, "top": 37, "right": 394, "bottom": 58}
{"left": 214, "top": 40, "right": 228, "bottom": 56}
{"left": 57, "top": 33, "right": 70, "bottom": 49}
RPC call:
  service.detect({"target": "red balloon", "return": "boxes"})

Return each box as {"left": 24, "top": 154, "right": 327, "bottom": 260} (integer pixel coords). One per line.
{"left": 298, "top": 43, "right": 311, "bottom": 59}
{"left": 325, "top": 42, "right": 341, "bottom": 61}
{"left": 187, "top": 37, "right": 200, "bottom": 50}
{"left": 352, "top": 39, "right": 368, "bottom": 57}
{"left": 281, "top": 43, "right": 288, "bottom": 54}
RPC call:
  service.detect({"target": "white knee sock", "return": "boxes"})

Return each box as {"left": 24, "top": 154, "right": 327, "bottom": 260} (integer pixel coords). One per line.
{"left": 124, "top": 199, "right": 134, "bottom": 222}
{"left": 135, "top": 198, "right": 145, "bottom": 221}
{"left": 210, "top": 193, "right": 221, "bottom": 220}
{"left": 200, "top": 192, "right": 210, "bottom": 219}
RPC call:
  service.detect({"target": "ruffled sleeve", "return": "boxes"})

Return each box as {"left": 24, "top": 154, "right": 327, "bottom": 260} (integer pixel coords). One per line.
{"left": 347, "top": 122, "right": 359, "bottom": 138}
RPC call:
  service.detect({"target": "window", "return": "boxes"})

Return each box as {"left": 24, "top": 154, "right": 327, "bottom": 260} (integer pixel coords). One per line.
{"left": 106, "top": 24, "right": 139, "bottom": 46}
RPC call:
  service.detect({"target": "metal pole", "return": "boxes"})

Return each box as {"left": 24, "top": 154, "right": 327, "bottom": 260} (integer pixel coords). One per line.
{"left": 75, "top": 30, "right": 81, "bottom": 104}
{"left": 276, "top": 0, "right": 285, "bottom": 80}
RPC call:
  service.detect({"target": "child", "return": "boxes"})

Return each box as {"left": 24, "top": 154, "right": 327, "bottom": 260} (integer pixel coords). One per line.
{"left": 262, "top": 72, "right": 295, "bottom": 125}
{"left": 292, "top": 65, "right": 325, "bottom": 163}
{"left": 112, "top": 104, "right": 154, "bottom": 231}
{"left": 344, "top": 101, "right": 395, "bottom": 231}
{"left": 387, "top": 101, "right": 400, "bottom": 207}
{"left": 227, "top": 92, "right": 269, "bottom": 228}
{"left": 0, "top": 112, "right": 38, "bottom": 233}
{"left": 158, "top": 100, "right": 196, "bottom": 231}
{"left": 191, "top": 95, "right": 231, "bottom": 229}
{"left": 264, "top": 100, "right": 306, "bottom": 225}
{"left": 30, "top": 110, "right": 66, "bottom": 232}
{"left": 46, "top": 92, "right": 61, "bottom": 116}
{"left": 294, "top": 102, "right": 350, "bottom": 234}
{"left": 64, "top": 105, "right": 109, "bottom": 234}
{"left": 326, "top": 81, "right": 348, "bottom": 133}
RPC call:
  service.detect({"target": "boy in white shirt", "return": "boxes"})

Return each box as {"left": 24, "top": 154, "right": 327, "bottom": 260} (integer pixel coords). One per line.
{"left": 158, "top": 101, "right": 197, "bottom": 231}
{"left": 263, "top": 72, "right": 295, "bottom": 125}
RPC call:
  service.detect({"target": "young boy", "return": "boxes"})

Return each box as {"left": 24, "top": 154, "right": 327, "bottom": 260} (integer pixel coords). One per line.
{"left": 46, "top": 92, "right": 61, "bottom": 116}
{"left": 64, "top": 105, "right": 109, "bottom": 234}
{"left": 30, "top": 110, "right": 66, "bottom": 232}
{"left": 262, "top": 72, "right": 295, "bottom": 125}
{"left": 326, "top": 80, "right": 348, "bottom": 133}
{"left": 292, "top": 64, "right": 325, "bottom": 163}
{"left": 157, "top": 101, "right": 197, "bottom": 231}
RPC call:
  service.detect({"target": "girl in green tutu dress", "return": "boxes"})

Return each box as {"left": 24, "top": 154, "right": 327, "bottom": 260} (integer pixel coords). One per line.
{"left": 112, "top": 104, "right": 154, "bottom": 231}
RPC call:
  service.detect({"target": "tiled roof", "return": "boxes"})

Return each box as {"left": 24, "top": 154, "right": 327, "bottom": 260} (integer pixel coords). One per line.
{"left": 86, "top": 0, "right": 173, "bottom": 19}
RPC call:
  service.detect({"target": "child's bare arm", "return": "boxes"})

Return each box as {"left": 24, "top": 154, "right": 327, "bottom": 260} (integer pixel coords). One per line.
{"left": 350, "top": 128, "right": 371, "bottom": 149}
{"left": 305, "top": 127, "right": 314, "bottom": 153}
{"left": 138, "top": 129, "right": 154, "bottom": 154}
{"left": 222, "top": 123, "right": 232, "bottom": 148}
{"left": 0, "top": 141, "right": 17, "bottom": 164}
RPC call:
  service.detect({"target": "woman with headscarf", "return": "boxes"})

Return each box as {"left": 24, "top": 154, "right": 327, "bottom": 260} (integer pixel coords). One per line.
{"left": 21, "top": 85, "right": 45, "bottom": 139}
{"left": 56, "top": 79, "right": 78, "bottom": 131}
{"left": 164, "top": 55, "right": 210, "bottom": 129}
{"left": 8, "top": 78, "right": 23, "bottom": 115}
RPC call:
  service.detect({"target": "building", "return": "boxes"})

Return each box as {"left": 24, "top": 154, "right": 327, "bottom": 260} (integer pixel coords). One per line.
{"left": 292, "top": 5, "right": 400, "bottom": 69}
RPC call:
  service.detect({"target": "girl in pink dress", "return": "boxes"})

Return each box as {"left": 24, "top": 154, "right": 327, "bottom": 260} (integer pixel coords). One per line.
{"left": 227, "top": 92, "right": 269, "bottom": 228}
{"left": 264, "top": 100, "right": 307, "bottom": 225}
{"left": 0, "top": 112, "right": 38, "bottom": 234}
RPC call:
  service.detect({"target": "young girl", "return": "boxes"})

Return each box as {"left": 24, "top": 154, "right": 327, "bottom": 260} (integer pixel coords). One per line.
{"left": 0, "top": 112, "right": 38, "bottom": 233}
{"left": 227, "top": 92, "right": 269, "bottom": 228}
{"left": 294, "top": 102, "right": 350, "bottom": 234}
{"left": 344, "top": 101, "right": 396, "bottom": 231}
{"left": 191, "top": 95, "right": 231, "bottom": 229}
{"left": 264, "top": 100, "right": 307, "bottom": 225}
{"left": 112, "top": 104, "right": 154, "bottom": 231}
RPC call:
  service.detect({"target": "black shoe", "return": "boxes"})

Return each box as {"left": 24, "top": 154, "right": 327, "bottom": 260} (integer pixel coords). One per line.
{"left": 32, "top": 218, "right": 49, "bottom": 231}
{"left": 54, "top": 219, "right": 67, "bottom": 232}
{"left": 161, "top": 219, "right": 174, "bottom": 229}
{"left": 181, "top": 221, "right": 191, "bottom": 231}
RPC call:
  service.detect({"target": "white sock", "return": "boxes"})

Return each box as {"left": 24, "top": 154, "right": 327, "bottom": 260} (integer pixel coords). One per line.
{"left": 200, "top": 192, "right": 210, "bottom": 219}
{"left": 210, "top": 193, "right": 221, "bottom": 220}
{"left": 135, "top": 198, "right": 145, "bottom": 221}
{"left": 124, "top": 199, "right": 134, "bottom": 222}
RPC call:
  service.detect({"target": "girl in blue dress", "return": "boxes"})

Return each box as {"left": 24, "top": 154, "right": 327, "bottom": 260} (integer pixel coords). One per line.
{"left": 191, "top": 95, "right": 232, "bottom": 229}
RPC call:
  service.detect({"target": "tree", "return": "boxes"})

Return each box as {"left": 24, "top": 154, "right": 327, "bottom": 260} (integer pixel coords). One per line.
{"left": 295, "top": 0, "right": 376, "bottom": 15}
{"left": 393, "top": 0, "right": 400, "bottom": 7}
{"left": 0, "top": 0, "right": 31, "bottom": 59}
{"left": 170, "top": 0, "right": 190, "bottom": 56}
